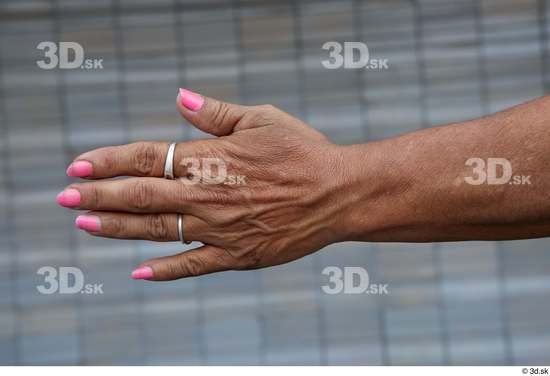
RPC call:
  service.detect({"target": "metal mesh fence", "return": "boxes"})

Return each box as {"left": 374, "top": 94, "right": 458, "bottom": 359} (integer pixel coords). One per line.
{"left": 0, "top": 0, "right": 550, "bottom": 365}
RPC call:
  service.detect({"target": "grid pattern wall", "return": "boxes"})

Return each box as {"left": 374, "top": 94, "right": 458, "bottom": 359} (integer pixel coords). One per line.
{"left": 1, "top": 0, "right": 550, "bottom": 365}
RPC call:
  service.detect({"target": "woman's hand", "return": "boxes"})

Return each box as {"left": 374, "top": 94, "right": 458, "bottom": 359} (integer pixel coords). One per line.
{"left": 57, "top": 89, "right": 353, "bottom": 281}
{"left": 59, "top": 90, "right": 550, "bottom": 281}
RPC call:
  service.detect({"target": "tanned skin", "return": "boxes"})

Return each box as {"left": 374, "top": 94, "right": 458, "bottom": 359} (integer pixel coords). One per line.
{"left": 57, "top": 93, "right": 550, "bottom": 280}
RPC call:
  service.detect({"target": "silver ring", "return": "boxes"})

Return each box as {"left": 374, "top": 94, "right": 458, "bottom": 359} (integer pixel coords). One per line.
{"left": 177, "top": 214, "right": 191, "bottom": 244}
{"left": 164, "top": 142, "right": 177, "bottom": 179}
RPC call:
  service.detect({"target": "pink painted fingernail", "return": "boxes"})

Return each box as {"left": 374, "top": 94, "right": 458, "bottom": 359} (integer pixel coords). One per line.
{"left": 75, "top": 215, "right": 101, "bottom": 232}
{"left": 67, "top": 160, "right": 93, "bottom": 177}
{"left": 179, "top": 88, "right": 204, "bottom": 112}
{"left": 131, "top": 266, "right": 154, "bottom": 280}
{"left": 56, "top": 188, "right": 81, "bottom": 207}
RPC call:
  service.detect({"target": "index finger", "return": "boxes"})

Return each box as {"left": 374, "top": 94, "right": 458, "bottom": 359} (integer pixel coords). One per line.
{"left": 66, "top": 140, "right": 211, "bottom": 179}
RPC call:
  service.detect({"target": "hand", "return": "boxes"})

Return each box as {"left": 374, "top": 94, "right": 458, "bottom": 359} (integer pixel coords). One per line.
{"left": 57, "top": 89, "right": 352, "bottom": 281}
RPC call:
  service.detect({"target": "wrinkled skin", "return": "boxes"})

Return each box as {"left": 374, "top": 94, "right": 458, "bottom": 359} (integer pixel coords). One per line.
{"left": 188, "top": 115, "right": 347, "bottom": 268}
{"left": 59, "top": 93, "right": 550, "bottom": 280}
{"left": 59, "top": 95, "right": 353, "bottom": 280}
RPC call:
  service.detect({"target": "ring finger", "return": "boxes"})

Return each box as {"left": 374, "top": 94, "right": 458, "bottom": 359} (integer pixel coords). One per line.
{"left": 75, "top": 211, "right": 206, "bottom": 242}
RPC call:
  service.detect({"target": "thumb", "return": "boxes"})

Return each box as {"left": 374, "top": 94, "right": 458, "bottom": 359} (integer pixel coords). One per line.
{"left": 177, "top": 88, "right": 248, "bottom": 136}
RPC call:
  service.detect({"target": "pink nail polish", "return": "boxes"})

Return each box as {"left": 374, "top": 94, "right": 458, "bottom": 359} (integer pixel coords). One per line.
{"left": 67, "top": 161, "right": 93, "bottom": 177}
{"left": 75, "top": 215, "right": 101, "bottom": 232}
{"left": 179, "top": 88, "right": 204, "bottom": 112}
{"left": 131, "top": 266, "right": 154, "bottom": 280}
{"left": 56, "top": 188, "right": 81, "bottom": 207}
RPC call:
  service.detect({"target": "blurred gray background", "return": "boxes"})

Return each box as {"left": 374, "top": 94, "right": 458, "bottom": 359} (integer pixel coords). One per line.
{"left": 1, "top": 0, "right": 550, "bottom": 365}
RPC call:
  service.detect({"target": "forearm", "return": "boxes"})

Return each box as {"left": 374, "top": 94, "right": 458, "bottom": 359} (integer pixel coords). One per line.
{"left": 61, "top": 89, "right": 550, "bottom": 280}
{"left": 341, "top": 95, "right": 550, "bottom": 242}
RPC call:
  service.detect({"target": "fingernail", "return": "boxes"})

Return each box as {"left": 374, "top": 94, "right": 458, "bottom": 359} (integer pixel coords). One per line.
{"left": 75, "top": 215, "right": 101, "bottom": 232}
{"left": 131, "top": 266, "right": 154, "bottom": 280}
{"left": 67, "top": 160, "right": 93, "bottom": 177}
{"left": 179, "top": 88, "right": 204, "bottom": 112}
{"left": 56, "top": 188, "right": 81, "bottom": 207}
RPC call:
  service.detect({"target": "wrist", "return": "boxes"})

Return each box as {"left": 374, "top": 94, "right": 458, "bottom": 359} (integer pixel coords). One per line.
{"left": 333, "top": 141, "right": 417, "bottom": 242}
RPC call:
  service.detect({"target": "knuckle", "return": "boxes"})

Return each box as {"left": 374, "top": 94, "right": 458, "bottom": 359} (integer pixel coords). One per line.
{"left": 91, "top": 187, "right": 101, "bottom": 207}
{"left": 127, "top": 180, "right": 154, "bottom": 210}
{"left": 244, "top": 107, "right": 275, "bottom": 128}
{"left": 179, "top": 254, "right": 205, "bottom": 277}
{"left": 99, "top": 148, "right": 117, "bottom": 172}
{"left": 145, "top": 214, "right": 169, "bottom": 240}
{"left": 132, "top": 142, "right": 158, "bottom": 175}
{"left": 258, "top": 104, "right": 276, "bottom": 112}
{"left": 212, "top": 101, "right": 231, "bottom": 130}
{"left": 73, "top": 184, "right": 100, "bottom": 208}
{"left": 165, "top": 262, "right": 182, "bottom": 280}
{"left": 104, "top": 215, "right": 123, "bottom": 236}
